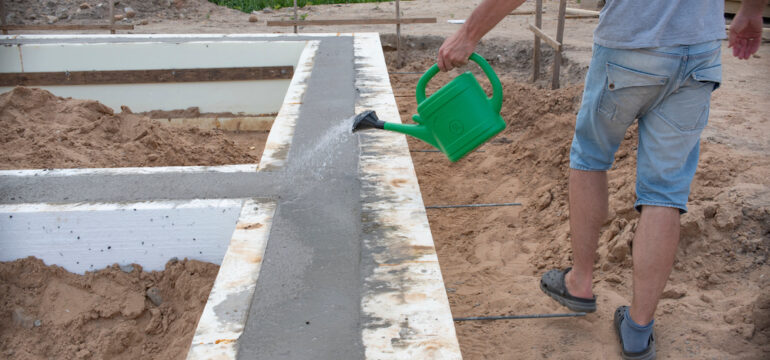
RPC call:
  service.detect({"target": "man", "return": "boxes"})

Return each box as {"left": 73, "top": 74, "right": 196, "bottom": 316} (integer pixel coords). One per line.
{"left": 437, "top": 1, "right": 765, "bottom": 359}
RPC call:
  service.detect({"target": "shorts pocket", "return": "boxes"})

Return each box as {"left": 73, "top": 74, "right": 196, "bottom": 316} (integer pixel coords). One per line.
{"left": 691, "top": 64, "right": 722, "bottom": 91}
{"left": 598, "top": 62, "right": 669, "bottom": 120}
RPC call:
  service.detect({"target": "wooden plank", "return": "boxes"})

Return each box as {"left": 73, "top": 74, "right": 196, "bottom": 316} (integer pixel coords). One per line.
{"left": 528, "top": 23, "right": 561, "bottom": 51}
{"left": 396, "top": 0, "right": 401, "bottom": 66}
{"left": 0, "top": 24, "right": 134, "bottom": 31}
{"left": 0, "top": 66, "right": 294, "bottom": 87}
{"left": 532, "top": 0, "right": 542, "bottom": 82}
{"left": 552, "top": 0, "right": 567, "bottom": 90}
{"left": 565, "top": 7, "right": 599, "bottom": 17}
{"left": 267, "top": 18, "right": 436, "bottom": 26}
{"left": 109, "top": 0, "right": 115, "bottom": 34}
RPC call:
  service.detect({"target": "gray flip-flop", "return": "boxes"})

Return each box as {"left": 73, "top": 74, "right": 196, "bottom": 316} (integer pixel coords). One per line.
{"left": 539, "top": 267, "right": 597, "bottom": 313}
{"left": 614, "top": 306, "right": 656, "bottom": 360}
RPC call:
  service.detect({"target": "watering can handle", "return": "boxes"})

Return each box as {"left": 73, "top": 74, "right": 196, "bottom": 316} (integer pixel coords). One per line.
{"left": 416, "top": 53, "right": 503, "bottom": 114}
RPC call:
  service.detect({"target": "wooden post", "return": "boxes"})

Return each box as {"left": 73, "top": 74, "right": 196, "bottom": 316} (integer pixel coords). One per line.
{"left": 396, "top": 0, "right": 401, "bottom": 67}
{"left": 293, "top": 0, "right": 298, "bottom": 34}
{"left": 552, "top": 0, "right": 567, "bottom": 89}
{"left": 109, "top": 0, "right": 115, "bottom": 34}
{"left": 0, "top": 0, "right": 8, "bottom": 35}
{"left": 532, "top": 0, "right": 542, "bottom": 82}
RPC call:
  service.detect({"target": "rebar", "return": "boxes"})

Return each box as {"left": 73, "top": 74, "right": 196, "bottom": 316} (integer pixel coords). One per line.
{"left": 425, "top": 202, "right": 522, "bottom": 209}
{"left": 454, "top": 312, "right": 586, "bottom": 321}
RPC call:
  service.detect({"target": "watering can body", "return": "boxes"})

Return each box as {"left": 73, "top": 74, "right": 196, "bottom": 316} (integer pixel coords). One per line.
{"left": 382, "top": 53, "right": 505, "bottom": 162}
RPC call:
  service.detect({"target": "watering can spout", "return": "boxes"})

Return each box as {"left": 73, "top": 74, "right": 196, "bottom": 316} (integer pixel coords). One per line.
{"left": 352, "top": 110, "right": 438, "bottom": 148}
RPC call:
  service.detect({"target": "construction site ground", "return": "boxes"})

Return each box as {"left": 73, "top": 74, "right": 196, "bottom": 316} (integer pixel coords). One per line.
{"left": 3, "top": 0, "right": 769, "bottom": 359}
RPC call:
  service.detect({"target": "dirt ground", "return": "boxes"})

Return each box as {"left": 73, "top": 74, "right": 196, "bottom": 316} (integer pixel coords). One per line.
{"left": 0, "top": 257, "right": 218, "bottom": 359}
{"left": 3, "top": 1, "right": 769, "bottom": 359}
{"left": 0, "top": 87, "right": 265, "bottom": 169}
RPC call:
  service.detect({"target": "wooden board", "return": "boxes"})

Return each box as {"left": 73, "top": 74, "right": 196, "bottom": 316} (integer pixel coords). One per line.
{"left": 0, "top": 24, "right": 134, "bottom": 31}
{"left": 267, "top": 18, "right": 436, "bottom": 26}
{"left": 528, "top": 24, "right": 562, "bottom": 51}
{"left": 0, "top": 66, "right": 294, "bottom": 87}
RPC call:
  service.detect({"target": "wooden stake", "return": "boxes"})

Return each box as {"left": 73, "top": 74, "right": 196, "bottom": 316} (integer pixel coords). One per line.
{"left": 109, "top": 0, "right": 115, "bottom": 34}
{"left": 532, "top": 0, "right": 542, "bottom": 82}
{"left": 0, "top": 0, "right": 8, "bottom": 35}
{"left": 293, "top": 0, "right": 298, "bottom": 34}
{"left": 552, "top": 0, "right": 567, "bottom": 90}
{"left": 396, "top": 0, "right": 401, "bottom": 67}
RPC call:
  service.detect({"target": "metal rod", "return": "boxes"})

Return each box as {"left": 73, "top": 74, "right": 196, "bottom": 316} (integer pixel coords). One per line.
{"left": 454, "top": 312, "right": 586, "bottom": 321}
{"left": 391, "top": 71, "right": 423, "bottom": 74}
{"left": 410, "top": 149, "right": 485, "bottom": 153}
{"left": 425, "top": 202, "right": 522, "bottom": 209}
{"left": 293, "top": 0, "right": 298, "bottom": 34}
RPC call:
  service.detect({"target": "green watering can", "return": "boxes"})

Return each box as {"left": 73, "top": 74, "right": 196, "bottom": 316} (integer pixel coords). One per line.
{"left": 352, "top": 53, "right": 505, "bottom": 162}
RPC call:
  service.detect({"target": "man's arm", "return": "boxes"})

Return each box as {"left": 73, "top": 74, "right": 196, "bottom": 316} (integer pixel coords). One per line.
{"left": 729, "top": 0, "right": 768, "bottom": 59}
{"left": 438, "top": 0, "right": 526, "bottom": 71}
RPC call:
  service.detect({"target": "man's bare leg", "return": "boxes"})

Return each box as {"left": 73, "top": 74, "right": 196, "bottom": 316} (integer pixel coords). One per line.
{"left": 564, "top": 169, "right": 608, "bottom": 299}
{"left": 629, "top": 205, "right": 680, "bottom": 325}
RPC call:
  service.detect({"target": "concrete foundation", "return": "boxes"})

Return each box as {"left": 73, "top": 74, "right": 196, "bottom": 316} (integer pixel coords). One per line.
{"left": 0, "top": 33, "right": 461, "bottom": 359}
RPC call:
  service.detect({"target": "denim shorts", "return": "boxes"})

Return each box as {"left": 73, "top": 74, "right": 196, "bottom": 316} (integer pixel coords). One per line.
{"left": 570, "top": 41, "right": 722, "bottom": 213}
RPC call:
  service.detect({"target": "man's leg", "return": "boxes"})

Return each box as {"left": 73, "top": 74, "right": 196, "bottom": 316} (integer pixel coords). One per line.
{"left": 564, "top": 169, "right": 608, "bottom": 299}
{"left": 629, "top": 205, "right": 680, "bottom": 325}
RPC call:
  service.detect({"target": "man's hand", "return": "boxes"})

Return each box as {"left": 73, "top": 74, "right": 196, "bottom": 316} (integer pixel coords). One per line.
{"left": 438, "top": 30, "right": 477, "bottom": 72}
{"left": 729, "top": 1, "right": 767, "bottom": 59}
{"left": 436, "top": 0, "right": 526, "bottom": 72}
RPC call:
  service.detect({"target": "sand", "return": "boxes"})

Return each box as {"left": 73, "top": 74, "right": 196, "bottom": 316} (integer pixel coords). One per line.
{"left": 391, "top": 70, "right": 770, "bottom": 358}
{"left": 0, "top": 87, "right": 264, "bottom": 170}
{"left": 0, "top": 257, "right": 218, "bottom": 359}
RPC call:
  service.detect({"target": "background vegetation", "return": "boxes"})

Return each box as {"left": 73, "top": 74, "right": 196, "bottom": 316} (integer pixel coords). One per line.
{"left": 208, "top": 0, "right": 391, "bottom": 13}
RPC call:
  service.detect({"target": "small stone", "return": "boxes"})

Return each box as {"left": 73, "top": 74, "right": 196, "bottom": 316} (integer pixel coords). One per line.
{"left": 262, "top": 8, "right": 274, "bottom": 14}
{"left": 140, "top": 19, "right": 149, "bottom": 25}
{"left": 699, "top": 294, "right": 712, "bottom": 303}
{"left": 703, "top": 204, "right": 717, "bottom": 218}
{"left": 124, "top": 6, "right": 136, "bottom": 18}
{"left": 661, "top": 287, "right": 686, "bottom": 299}
{"left": 80, "top": 2, "right": 90, "bottom": 9}
{"left": 46, "top": 15, "right": 58, "bottom": 24}
{"left": 146, "top": 287, "right": 163, "bottom": 306}
{"left": 168, "top": 257, "right": 179, "bottom": 264}
{"left": 248, "top": 14, "right": 258, "bottom": 22}
{"left": 114, "top": 14, "right": 124, "bottom": 21}
{"left": 119, "top": 264, "right": 134, "bottom": 273}
{"left": 33, "top": 319, "right": 42, "bottom": 327}
{"left": 446, "top": 287, "right": 456, "bottom": 293}
{"left": 147, "top": 154, "right": 159, "bottom": 161}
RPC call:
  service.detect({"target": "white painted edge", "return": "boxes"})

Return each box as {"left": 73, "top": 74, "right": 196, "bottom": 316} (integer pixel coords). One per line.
{"left": 186, "top": 199, "right": 277, "bottom": 360}
{"left": 0, "top": 198, "right": 243, "bottom": 213}
{"left": 354, "top": 33, "right": 463, "bottom": 359}
{"left": 0, "top": 164, "right": 258, "bottom": 177}
{"left": 258, "top": 40, "right": 320, "bottom": 171}
{"left": 0, "top": 33, "right": 358, "bottom": 42}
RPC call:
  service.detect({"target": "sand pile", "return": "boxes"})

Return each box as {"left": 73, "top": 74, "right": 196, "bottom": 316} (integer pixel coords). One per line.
{"left": 0, "top": 87, "right": 259, "bottom": 169}
{"left": 0, "top": 257, "right": 217, "bottom": 359}
{"left": 392, "top": 72, "right": 770, "bottom": 358}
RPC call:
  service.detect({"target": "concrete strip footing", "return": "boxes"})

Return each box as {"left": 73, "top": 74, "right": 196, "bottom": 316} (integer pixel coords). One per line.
{"left": 0, "top": 33, "right": 462, "bottom": 359}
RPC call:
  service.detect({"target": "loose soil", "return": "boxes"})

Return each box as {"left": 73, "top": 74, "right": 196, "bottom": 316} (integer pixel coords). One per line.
{"left": 3, "top": 1, "right": 769, "bottom": 358}
{"left": 0, "top": 87, "right": 265, "bottom": 170}
{"left": 0, "top": 257, "right": 218, "bottom": 360}
{"left": 390, "top": 67, "right": 770, "bottom": 359}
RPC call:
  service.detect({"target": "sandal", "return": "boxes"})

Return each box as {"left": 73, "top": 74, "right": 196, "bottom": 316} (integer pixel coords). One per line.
{"left": 614, "top": 306, "right": 656, "bottom": 360}
{"left": 539, "top": 267, "right": 597, "bottom": 313}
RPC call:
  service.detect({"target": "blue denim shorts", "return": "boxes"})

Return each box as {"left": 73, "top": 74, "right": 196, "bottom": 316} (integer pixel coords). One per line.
{"left": 570, "top": 41, "right": 722, "bottom": 213}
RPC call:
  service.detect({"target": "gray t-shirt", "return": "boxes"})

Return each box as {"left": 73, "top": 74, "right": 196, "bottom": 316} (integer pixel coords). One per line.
{"left": 594, "top": 0, "right": 726, "bottom": 49}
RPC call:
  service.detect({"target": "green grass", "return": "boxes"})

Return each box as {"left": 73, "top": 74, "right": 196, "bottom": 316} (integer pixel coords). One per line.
{"left": 208, "top": 0, "right": 391, "bottom": 13}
